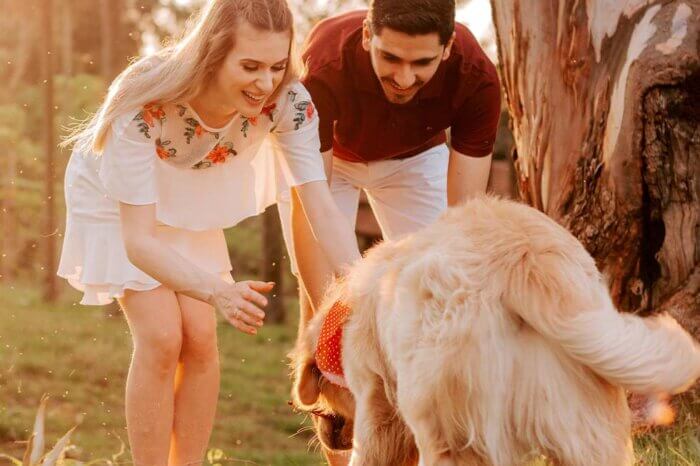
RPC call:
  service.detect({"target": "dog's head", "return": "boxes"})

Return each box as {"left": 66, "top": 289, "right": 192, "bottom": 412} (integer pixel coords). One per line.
{"left": 290, "top": 309, "right": 356, "bottom": 452}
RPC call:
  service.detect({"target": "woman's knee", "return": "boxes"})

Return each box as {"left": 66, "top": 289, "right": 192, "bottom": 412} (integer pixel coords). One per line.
{"left": 180, "top": 308, "right": 219, "bottom": 365}
{"left": 120, "top": 287, "right": 183, "bottom": 372}
{"left": 133, "top": 326, "right": 183, "bottom": 372}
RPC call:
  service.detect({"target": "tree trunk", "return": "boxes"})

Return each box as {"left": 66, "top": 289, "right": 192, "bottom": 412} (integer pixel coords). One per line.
{"left": 8, "top": 0, "right": 35, "bottom": 89}
{"left": 100, "top": 0, "right": 115, "bottom": 80}
{"left": 263, "top": 206, "right": 286, "bottom": 324}
{"left": 61, "top": 1, "right": 73, "bottom": 76}
{"left": 490, "top": 1, "right": 700, "bottom": 334}
{"left": 0, "top": 150, "right": 18, "bottom": 281}
{"left": 42, "top": 0, "right": 58, "bottom": 302}
{"left": 1, "top": 1, "right": 33, "bottom": 281}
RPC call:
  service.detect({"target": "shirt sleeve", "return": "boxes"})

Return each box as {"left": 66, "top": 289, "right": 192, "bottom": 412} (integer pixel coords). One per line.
{"left": 301, "top": 74, "right": 338, "bottom": 153}
{"left": 269, "top": 82, "right": 327, "bottom": 187}
{"left": 99, "top": 107, "right": 162, "bottom": 205}
{"left": 450, "top": 75, "right": 502, "bottom": 157}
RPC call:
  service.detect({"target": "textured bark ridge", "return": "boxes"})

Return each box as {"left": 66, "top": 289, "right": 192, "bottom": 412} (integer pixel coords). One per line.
{"left": 491, "top": 1, "right": 700, "bottom": 334}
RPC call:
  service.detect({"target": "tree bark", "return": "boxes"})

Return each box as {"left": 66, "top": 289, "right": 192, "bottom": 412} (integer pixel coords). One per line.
{"left": 263, "top": 206, "right": 286, "bottom": 324}
{"left": 1, "top": 1, "right": 31, "bottom": 281}
{"left": 99, "top": 0, "right": 115, "bottom": 80}
{"left": 0, "top": 151, "right": 18, "bottom": 281}
{"left": 42, "top": 0, "right": 58, "bottom": 302}
{"left": 491, "top": 1, "right": 700, "bottom": 334}
{"left": 7, "top": 0, "right": 36, "bottom": 89}
{"left": 61, "top": 1, "right": 73, "bottom": 76}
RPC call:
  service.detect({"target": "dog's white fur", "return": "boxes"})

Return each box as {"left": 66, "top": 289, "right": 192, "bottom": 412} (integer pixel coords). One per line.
{"left": 293, "top": 197, "right": 700, "bottom": 466}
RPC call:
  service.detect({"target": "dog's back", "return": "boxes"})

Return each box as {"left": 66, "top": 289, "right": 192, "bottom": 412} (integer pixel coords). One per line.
{"left": 341, "top": 197, "right": 700, "bottom": 465}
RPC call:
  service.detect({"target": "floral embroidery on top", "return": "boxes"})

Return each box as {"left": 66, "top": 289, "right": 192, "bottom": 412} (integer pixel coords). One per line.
{"left": 135, "top": 104, "right": 166, "bottom": 139}
{"left": 240, "top": 116, "right": 258, "bottom": 138}
{"left": 261, "top": 103, "right": 277, "bottom": 122}
{"left": 192, "top": 142, "right": 237, "bottom": 169}
{"left": 184, "top": 117, "right": 207, "bottom": 144}
{"left": 155, "top": 138, "right": 176, "bottom": 160}
{"left": 293, "top": 101, "right": 314, "bottom": 130}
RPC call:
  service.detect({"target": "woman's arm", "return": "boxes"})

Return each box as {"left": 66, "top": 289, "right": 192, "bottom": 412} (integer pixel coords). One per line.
{"left": 119, "top": 202, "right": 273, "bottom": 334}
{"left": 290, "top": 179, "right": 360, "bottom": 310}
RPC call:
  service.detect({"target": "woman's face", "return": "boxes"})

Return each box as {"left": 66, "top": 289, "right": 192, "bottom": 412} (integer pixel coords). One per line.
{"left": 213, "top": 21, "right": 291, "bottom": 117}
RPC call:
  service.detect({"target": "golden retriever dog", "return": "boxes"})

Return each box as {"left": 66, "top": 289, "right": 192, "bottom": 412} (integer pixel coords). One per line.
{"left": 290, "top": 196, "right": 700, "bottom": 466}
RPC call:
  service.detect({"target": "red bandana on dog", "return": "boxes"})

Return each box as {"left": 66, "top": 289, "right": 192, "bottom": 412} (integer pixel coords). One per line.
{"left": 315, "top": 301, "right": 352, "bottom": 388}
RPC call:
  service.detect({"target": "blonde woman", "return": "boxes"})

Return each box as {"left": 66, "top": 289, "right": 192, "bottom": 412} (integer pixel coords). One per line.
{"left": 58, "top": 1, "right": 360, "bottom": 464}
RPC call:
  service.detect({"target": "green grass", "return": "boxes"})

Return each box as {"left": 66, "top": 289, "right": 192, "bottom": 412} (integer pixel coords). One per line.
{"left": 0, "top": 282, "right": 323, "bottom": 465}
{"left": 0, "top": 282, "right": 699, "bottom": 465}
{"left": 633, "top": 399, "right": 700, "bottom": 466}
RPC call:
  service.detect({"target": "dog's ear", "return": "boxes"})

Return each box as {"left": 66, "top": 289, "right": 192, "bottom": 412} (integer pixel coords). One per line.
{"left": 294, "top": 360, "right": 321, "bottom": 407}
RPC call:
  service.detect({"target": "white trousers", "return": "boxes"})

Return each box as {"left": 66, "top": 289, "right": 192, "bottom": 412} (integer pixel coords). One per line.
{"left": 277, "top": 144, "right": 449, "bottom": 272}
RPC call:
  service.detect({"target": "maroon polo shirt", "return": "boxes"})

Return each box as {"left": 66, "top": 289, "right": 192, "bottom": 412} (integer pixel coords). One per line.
{"left": 301, "top": 10, "right": 501, "bottom": 163}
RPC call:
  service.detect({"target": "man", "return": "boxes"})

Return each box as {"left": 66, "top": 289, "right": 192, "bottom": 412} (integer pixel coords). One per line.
{"left": 283, "top": 0, "right": 501, "bottom": 305}
{"left": 282, "top": 1, "right": 501, "bottom": 463}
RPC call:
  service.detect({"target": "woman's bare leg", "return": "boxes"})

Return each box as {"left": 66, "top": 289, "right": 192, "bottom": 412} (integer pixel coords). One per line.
{"left": 168, "top": 293, "right": 220, "bottom": 466}
{"left": 120, "top": 286, "right": 183, "bottom": 466}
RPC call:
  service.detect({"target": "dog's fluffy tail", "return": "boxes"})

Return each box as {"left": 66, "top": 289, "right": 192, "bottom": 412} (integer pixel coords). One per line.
{"left": 504, "top": 249, "right": 700, "bottom": 396}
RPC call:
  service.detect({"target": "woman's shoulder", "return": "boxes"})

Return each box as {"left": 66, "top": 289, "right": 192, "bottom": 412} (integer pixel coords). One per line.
{"left": 107, "top": 105, "right": 160, "bottom": 144}
{"left": 276, "top": 80, "right": 312, "bottom": 103}
{"left": 113, "top": 100, "right": 192, "bottom": 141}
{"left": 269, "top": 81, "right": 316, "bottom": 134}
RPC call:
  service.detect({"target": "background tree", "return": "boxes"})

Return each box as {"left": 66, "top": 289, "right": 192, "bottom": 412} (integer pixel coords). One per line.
{"left": 262, "top": 207, "right": 286, "bottom": 323}
{"left": 42, "top": 0, "right": 58, "bottom": 302}
{"left": 99, "top": 0, "right": 116, "bottom": 81}
{"left": 0, "top": 0, "right": 35, "bottom": 280}
{"left": 490, "top": 1, "right": 699, "bottom": 335}
{"left": 61, "top": 1, "right": 74, "bottom": 76}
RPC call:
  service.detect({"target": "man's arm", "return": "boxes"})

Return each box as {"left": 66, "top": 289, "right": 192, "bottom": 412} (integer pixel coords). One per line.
{"left": 289, "top": 149, "right": 340, "bottom": 309}
{"left": 446, "top": 149, "right": 492, "bottom": 207}
{"left": 321, "top": 149, "right": 333, "bottom": 181}
{"left": 291, "top": 181, "right": 360, "bottom": 308}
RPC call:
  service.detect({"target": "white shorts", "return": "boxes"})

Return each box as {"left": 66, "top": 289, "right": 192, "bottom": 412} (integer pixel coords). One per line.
{"left": 277, "top": 144, "right": 449, "bottom": 273}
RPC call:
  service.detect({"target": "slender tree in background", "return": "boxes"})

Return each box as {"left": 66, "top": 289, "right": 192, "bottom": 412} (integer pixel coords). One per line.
{"left": 263, "top": 207, "right": 286, "bottom": 323}
{"left": 61, "top": 1, "right": 74, "bottom": 76}
{"left": 42, "top": 0, "right": 58, "bottom": 301}
{"left": 491, "top": 1, "right": 699, "bottom": 335}
{"left": 0, "top": 139, "right": 18, "bottom": 281}
{"left": 99, "top": 0, "right": 115, "bottom": 80}
{"left": 7, "top": 1, "right": 35, "bottom": 90}
{"left": 0, "top": 1, "right": 33, "bottom": 280}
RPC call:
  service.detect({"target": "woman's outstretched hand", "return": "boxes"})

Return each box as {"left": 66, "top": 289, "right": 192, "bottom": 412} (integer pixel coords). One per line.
{"left": 212, "top": 281, "right": 275, "bottom": 335}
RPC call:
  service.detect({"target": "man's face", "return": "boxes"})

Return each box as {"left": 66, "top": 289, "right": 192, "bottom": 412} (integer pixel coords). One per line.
{"left": 362, "top": 22, "right": 454, "bottom": 104}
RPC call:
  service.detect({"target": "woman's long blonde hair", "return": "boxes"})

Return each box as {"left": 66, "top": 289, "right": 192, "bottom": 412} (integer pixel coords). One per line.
{"left": 64, "top": 0, "right": 297, "bottom": 154}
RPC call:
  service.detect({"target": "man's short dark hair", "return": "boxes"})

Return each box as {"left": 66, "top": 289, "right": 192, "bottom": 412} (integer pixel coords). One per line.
{"left": 368, "top": 0, "right": 456, "bottom": 45}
